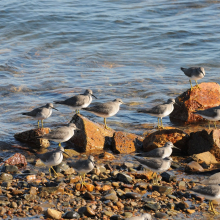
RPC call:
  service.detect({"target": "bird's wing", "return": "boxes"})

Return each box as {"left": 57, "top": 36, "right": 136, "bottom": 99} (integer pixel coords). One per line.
{"left": 83, "top": 102, "right": 113, "bottom": 114}
{"left": 42, "top": 127, "right": 70, "bottom": 140}
{"left": 134, "top": 156, "right": 163, "bottom": 169}
{"left": 195, "top": 109, "right": 219, "bottom": 118}
{"left": 191, "top": 185, "right": 220, "bottom": 197}
{"left": 62, "top": 95, "right": 88, "bottom": 107}
{"left": 142, "top": 148, "right": 165, "bottom": 157}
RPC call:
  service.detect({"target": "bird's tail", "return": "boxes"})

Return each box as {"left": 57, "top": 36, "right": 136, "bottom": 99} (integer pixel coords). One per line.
{"left": 54, "top": 101, "right": 64, "bottom": 104}
{"left": 180, "top": 67, "right": 186, "bottom": 72}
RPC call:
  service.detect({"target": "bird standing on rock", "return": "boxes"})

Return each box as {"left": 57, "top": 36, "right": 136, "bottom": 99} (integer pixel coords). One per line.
{"left": 22, "top": 103, "right": 58, "bottom": 128}
{"left": 82, "top": 98, "right": 123, "bottom": 129}
{"left": 137, "top": 98, "right": 176, "bottom": 129}
{"left": 54, "top": 89, "right": 97, "bottom": 114}
{"left": 181, "top": 67, "right": 205, "bottom": 90}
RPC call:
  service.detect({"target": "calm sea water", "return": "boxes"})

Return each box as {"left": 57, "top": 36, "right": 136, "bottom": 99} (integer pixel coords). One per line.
{"left": 1, "top": 0, "right": 220, "bottom": 144}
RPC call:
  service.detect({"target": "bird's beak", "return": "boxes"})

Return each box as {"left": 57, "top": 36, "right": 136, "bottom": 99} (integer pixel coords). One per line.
{"left": 174, "top": 102, "right": 180, "bottom": 107}
{"left": 92, "top": 94, "right": 98, "bottom": 99}
{"left": 63, "top": 151, "right": 70, "bottom": 157}
{"left": 173, "top": 146, "right": 180, "bottom": 150}
{"left": 53, "top": 107, "right": 59, "bottom": 111}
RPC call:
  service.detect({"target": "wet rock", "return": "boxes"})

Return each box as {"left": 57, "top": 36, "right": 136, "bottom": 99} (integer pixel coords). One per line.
{"left": 116, "top": 189, "right": 125, "bottom": 197}
{"left": 192, "top": 151, "right": 217, "bottom": 165}
{"left": 46, "top": 208, "right": 62, "bottom": 220}
{"left": 110, "top": 215, "right": 123, "bottom": 220}
{"left": 63, "top": 149, "right": 80, "bottom": 158}
{"left": 99, "top": 152, "right": 116, "bottom": 160}
{"left": 143, "top": 128, "right": 189, "bottom": 154}
{"left": 63, "top": 211, "right": 80, "bottom": 219}
{"left": 117, "top": 173, "right": 133, "bottom": 183}
{"left": 178, "top": 181, "right": 186, "bottom": 190}
{"left": 132, "top": 171, "right": 154, "bottom": 180}
{"left": 125, "top": 192, "right": 142, "bottom": 199}
{"left": 0, "top": 173, "right": 13, "bottom": 181}
{"left": 24, "top": 194, "right": 39, "bottom": 201}
{"left": 155, "top": 212, "right": 169, "bottom": 219}
{"left": 170, "top": 82, "right": 220, "bottom": 123}
{"left": 84, "top": 192, "right": 95, "bottom": 200}
{"left": 144, "top": 203, "right": 161, "bottom": 211}
{"left": 103, "top": 193, "right": 118, "bottom": 202}
{"left": 186, "top": 209, "right": 195, "bottom": 214}
{"left": 185, "top": 161, "right": 204, "bottom": 172}
{"left": 124, "top": 212, "right": 133, "bottom": 218}
{"left": 176, "top": 201, "right": 189, "bottom": 210}
{"left": 11, "top": 201, "right": 17, "bottom": 208}
{"left": 135, "top": 182, "right": 148, "bottom": 189}
{"left": 78, "top": 206, "right": 95, "bottom": 216}
{"left": 3, "top": 165, "right": 18, "bottom": 173}
{"left": 161, "top": 172, "right": 176, "bottom": 182}
{"left": 4, "top": 153, "right": 27, "bottom": 166}
{"left": 152, "top": 185, "right": 173, "bottom": 195}
{"left": 112, "top": 131, "right": 143, "bottom": 153}
{"left": 26, "top": 174, "right": 36, "bottom": 181}
{"left": 209, "top": 129, "right": 220, "bottom": 159}
{"left": 70, "top": 114, "right": 114, "bottom": 152}
{"left": 14, "top": 127, "right": 50, "bottom": 148}
{"left": 104, "top": 210, "right": 114, "bottom": 217}
{"left": 29, "top": 186, "right": 37, "bottom": 195}
{"left": 0, "top": 196, "right": 9, "bottom": 206}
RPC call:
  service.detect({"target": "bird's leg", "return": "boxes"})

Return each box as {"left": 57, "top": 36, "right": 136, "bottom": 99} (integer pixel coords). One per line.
{"left": 37, "top": 120, "right": 40, "bottom": 128}
{"left": 104, "top": 118, "right": 110, "bottom": 130}
{"left": 210, "top": 200, "right": 219, "bottom": 215}
{"left": 195, "top": 80, "right": 201, "bottom": 89}
{"left": 58, "top": 143, "right": 61, "bottom": 147}
{"left": 157, "top": 118, "right": 161, "bottom": 129}
{"left": 189, "top": 79, "right": 193, "bottom": 90}
{"left": 41, "top": 120, "right": 44, "bottom": 128}
{"left": 160, "top": 118, "right": 164, "bottom": 129}
{"left": 78, "top": 110, "right": 80, "bottom": 114}
{"left": 208, "top": 121, "right": 211, "bottom": 130}
{"left": 50, "top": 166, "right": 59, "bottom": 177}
{"left": 208, "top": 200, "right": 212, "bottom": 211}
{"left": 214, "top": 121, "right": 217, "bottom": 129}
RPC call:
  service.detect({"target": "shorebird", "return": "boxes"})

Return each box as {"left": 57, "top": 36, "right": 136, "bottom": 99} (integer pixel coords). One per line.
{"left": 181, "top": 67, "right": 205, "bottom": 90}
{"left": 54, "top": 89, "right": 97, "bottom": 114}
{"left": 194, "top": 106, "right": 220, "bottom": 129}
{"left": 137, "top": 98, "right": 176, "bottom": 129}
{"left": 190, "top": 185, "right": 220, "bottom": 214}
{"left": 22, "top": 103, "right": 58, "bottom": 128}
{"left": 138, "top": 142, "right": 179, "bottom": 158}
{"left": 134, "top": 156, "right": 172, "bottom": 185}
{"left": 82, "top": 98, "right": 123, "bottom": 129}
{"left": 39, "top": 123, "right": 79, "bottom": 147}
{"left": 36, "top": 146, "right": 69, "bottom": 177}
{"left": 69, "top": 155, "right": 95, "bottom": 186}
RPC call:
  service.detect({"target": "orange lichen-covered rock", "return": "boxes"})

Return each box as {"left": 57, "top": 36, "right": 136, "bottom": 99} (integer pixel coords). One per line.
{"left": 132, "top": 171, "right": 154, "bottom": 180}
{"left": 143, "top": 128, "right": 189, "bottom": 154}
{"left": 112, "top": 131, "right": 143, "bottom": 154}
{"left": 70, "top": 114, "right": 114, "bottom": 152}
{"left": 4, "top": 153, "right": 27, "bottom": 166}
{"left": 170, "top": 82, "right": 220, "bottom": 123}
{"left": 14, "top": 128, "right": 50, "bottom": 148}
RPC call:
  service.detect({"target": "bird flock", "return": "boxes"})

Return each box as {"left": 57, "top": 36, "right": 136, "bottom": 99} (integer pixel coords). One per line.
{"left": 20, "top": 66, "right": 220, "bottom": 216}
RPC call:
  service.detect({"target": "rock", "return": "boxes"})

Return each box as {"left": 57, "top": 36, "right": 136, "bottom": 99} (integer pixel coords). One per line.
{"left": 110, "top": 215, "right": 123, "bottom": 220}
{"left": 103, "top": 193, "right": 118, "bottom": 202}
{"left": 26, "top": 175, "right": 36, "bottom": 181}
{"left": 14, "top": 127, "right": 50, "bottom": 148}
{"left": 209, "top": 129, "right": 220, "bottom": 159}
{"left": 176, "top": 202, "right": 189, "bottom": 210}
{"left": 84, "top": 192, "right": 95, "bottom": 200}
{"left": 144, "top": 203, "right": 161, "bottom": 211}
{"left": 117, "top": 173, "right": 133, "bottom": 183}
{"left": 178, "top": 181, "right": 186, "bottom": 190}
{"left": 62, "top": 211, "right": 80, "bottom": 219}
{"left": 112, "top": 131, "right": 143, "bottom": 154}
{"left": 46, "top": 208, "right": 62, "bottom": 220}
{"left": 161, "top": 172, "right": 176, "bottom": 182}
{"left": 99, "top": 152, "right": 116, "bottom": 160}
{"left": 0, "top": 173, "right": 13, "bottom": 181}
{"left": 70, "top": 114, "right": 114, "bottom": 152}
{"left": 29, "top": 187, "right": 37, "bottom": 195}
{"left": 186, "top": 209, "right": 195, "bottom": 214}
{"left": 4, "top": 153, "right": 27, "bottom": 166}
{"left": 125, "top": 192, "right": 142, "bottom": 199}
{"left": 3, "top": 165, "right": 18, "bottom": 173}
{"left": 155, "top": 212, "right": 169, "bottom": 219}
{"left": 152, "top": 186, "right": 173, "bottom": 195}
{"left": 63, "top": 149, "right": 80, "bottom": 158}
{"left": 24, "top": 194, "right": 39, "bottom": 201}
{"left": 185, "top": 161, "right": 204, "bottom": 172}
{"left": 192, "top": 151, "right": 217, "bottom": 165}
{"left": 143, "top": 128, "right": 189, "bottom": 154}
{"left": 78, "top": 206, "right": 95, "bottom": 216}
{"left": 170, "top": 82, "right": 220, "bottom": 123}
{"left": 132, "top": 171, "right": 154, "bottom": 180}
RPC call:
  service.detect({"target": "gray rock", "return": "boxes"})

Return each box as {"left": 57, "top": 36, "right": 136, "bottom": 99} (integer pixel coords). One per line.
{"left": 152, "top": 185, "right": 173, "bottom": 195}
{"left": 125, "top": 192, "right": 142, "bottom": 199}
{"left": 117, "top": 173, "right": 133, "bottom": 183}
{"left": 103, "top": 193, "right": 118, "bottom": 202}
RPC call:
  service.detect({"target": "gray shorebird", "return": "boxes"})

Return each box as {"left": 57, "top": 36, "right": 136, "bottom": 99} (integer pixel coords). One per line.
{"left": 139, "top": 142, "right": 178, "bottom": 158}
{"left": 54, "top": 89, "right": 97, "bottom": 114}
{"left": 134, "top": 156, "right": 172, "bottom": 185}
{"left": 22, "top": 103, "right": 58, "bottom": 128}
{"left": 39, "top": 123, "right": 79, "bottom": 147}
{"left": 190, "top": 185, "right": 220, "bottom": 214}
{"left": 82, "top": 98, "right": 123, "bottom": 129}
{"left": 125, "top": 213, "right": 152, "bottom": 220}
{"left": 36, "top": 146, "right": 69, "bottom": 177}
{"left": 69, "top": 155, "right": 95, "bottom": 186}
{"left": 181, "top": 67, "right": 205, "bottom": 90}
{"left": 194, "top": 106, "right": 220, "bottom": 129}
{"left": 137, "top": 98, "right": 176, "bottom": 129}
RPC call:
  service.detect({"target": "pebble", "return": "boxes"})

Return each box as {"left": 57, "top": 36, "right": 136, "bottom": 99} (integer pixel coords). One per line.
{"left": 125, "top": 192, "right": 142, "bottom": 199}
{"left": 155, "top": 212, "right": 169, "bottom": 219}
{"left": 103, "top": 193, "right": 118, "bottom": 202}
{"left": 0, "top": 173, "right": 13, "bottom": 181}
{"left": 152, "top": 185, "right": 173, "bottom": 195}
{"left": 46, "top": 208, "right": 62, "bottom": 220}
{"left": 62, "top": 211, "right": 80, "bottom": 219}
{"left": 117, "top": 173, "right": 133, "bottom": 183}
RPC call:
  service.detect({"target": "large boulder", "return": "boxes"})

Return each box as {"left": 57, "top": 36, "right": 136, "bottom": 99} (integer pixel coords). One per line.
{"left": 69, "top": 114, "right": 114, "bottom": 152}
{"left": 170, "top": 82, "right": 220, "bottom": 123}
{"left": 14, "top": 128, "right": 50, "bottom": 148}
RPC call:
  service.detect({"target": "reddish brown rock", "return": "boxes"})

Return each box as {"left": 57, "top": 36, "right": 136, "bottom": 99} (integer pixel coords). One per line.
{"left": 14, "top": 128, "right": 50, "bottom": 148}
{"left": 4, "top": 153, "right": 27, "bottom": 166}
{"left": 70, "top": 114, "right": 114, "bottom": 152}
{"left": 170, "top": 82, "right": 220, "bottom": 123}
{"left": 99, "top": 152, "right": 115, "bottom": 160}
{"left": 192, "top": 151, "right": 217, "bottom": 165}
{"left": 143, "top": 128, "right": 189, "bottom": 154}
{"left": 132, "top": 171, "right": 154, "bottom": 180}
{"left": 112, "top": 131, "right": 143, "bottom": 154}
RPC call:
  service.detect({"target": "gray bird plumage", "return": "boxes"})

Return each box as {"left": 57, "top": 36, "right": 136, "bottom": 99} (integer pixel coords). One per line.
{"left": 54, "top": 89, "right": 97, "bottom": 114}
{"left": 40, "top": 123, "right": 78, "bottom": 146}
{"left": 22, "top": 103, "right": 58, "bottom": 128}
{"left": 139, "top": 142, "right": 178, "bottom": 158}
{"left": 83, "top": 98, "right": 123, "bottom": 129}
{"left": 201, "top": 172, "right": 220, "bottom": 185}
{"left": 125, "top": 213, "right": 151, "bottom": 220}
{"left": 181, "top": 67, "right": 205, "bottom": 90}
{"left": 194, "top": 106, "right": 220, "bottom": 129}
{"left": 137, "top": 98, "right": 176, "bottom": 129}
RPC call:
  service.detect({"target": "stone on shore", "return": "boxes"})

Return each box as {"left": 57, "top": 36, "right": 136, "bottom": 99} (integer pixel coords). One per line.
{"left": 143, "top": 128, "right": 189, "bottom": 154}
{"left": 70, "top": 114, "right": 114, "bottom": 152}
{"left": 185, "top": 161, "right": 204, "bottom": 172}
{"left": 112, "top": 131, "right": 143, "bottom": 154}
{"left": 192, "top": 151, "right": 217, "bottom": 165}
{"left": 170, "top": 82, "right": 220, "bottom": 123}
{"left": 4, "top": 153, "right": 27, "bottom": 167}
{"left": 46, "top": 208, "right": 62, "bottom": 220}
{"left": 14, "top": 128, "right": 50, "bottom": 148}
